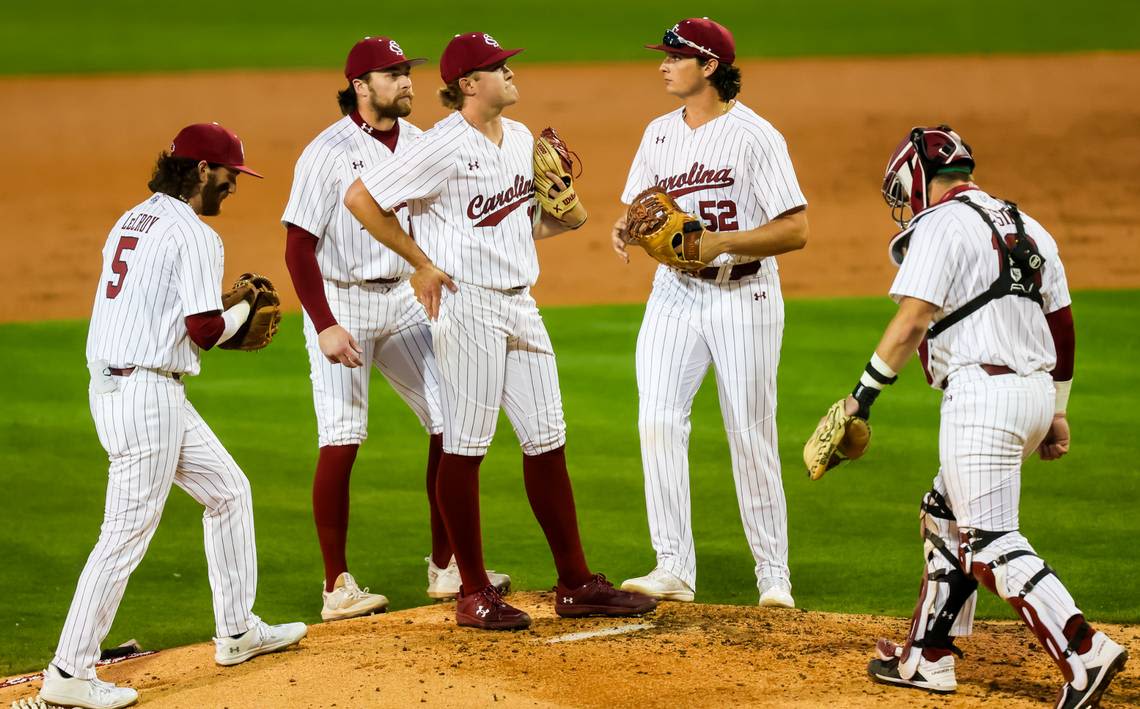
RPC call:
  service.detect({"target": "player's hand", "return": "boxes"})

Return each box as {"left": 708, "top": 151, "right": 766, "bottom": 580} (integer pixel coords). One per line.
{"left": 611, "top": 215, "right": 630, "bottom": 264}
{"left": 544, "top": 170, "right": 566, "bottom": 198}
{"left": 411, "top": 264, "right": 457, "bottom": 321}
{"left": 318, "top": 324, "right": 363, "bottom": 368}
{"left": 1037, "top": 413, "right": 1070, "bottom": 460}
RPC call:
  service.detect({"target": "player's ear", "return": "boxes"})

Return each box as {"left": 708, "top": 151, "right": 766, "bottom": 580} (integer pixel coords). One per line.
{"left": 702, "top": 58, "right": 719, "bottom": 78}
{"left": 458, "top": 74, "right": 478, "bottom": 97}
{"left": 196, "top": 160, "right": 210, "bottom": 182}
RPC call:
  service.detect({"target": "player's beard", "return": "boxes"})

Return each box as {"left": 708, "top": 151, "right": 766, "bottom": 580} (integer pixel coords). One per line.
{"left": 371, "top": 94, "right": 412, "bottom": 120}
{"left": 198, "top": 173, "right": 228, "bottom": 216}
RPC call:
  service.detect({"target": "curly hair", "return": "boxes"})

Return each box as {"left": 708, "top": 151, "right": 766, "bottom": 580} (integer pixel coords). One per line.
{"left": 438, "top": 80, "right": 465, "bottom": 110}
{"left": 146, "top": 153, "right": 214, "bottom": 200}
{"left": 337, "top": 81, "right": 358, "bottom": 116}
{"left": 698, "top": 58, "right": 742, "bottom": 102}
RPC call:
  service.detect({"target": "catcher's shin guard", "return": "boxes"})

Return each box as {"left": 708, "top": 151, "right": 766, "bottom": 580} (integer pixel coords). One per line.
{"left": 962, "top": 528, "right": 1089, "bottom": 690}
{"left": 898, "top": 490, "right": 978, "bottom": 680}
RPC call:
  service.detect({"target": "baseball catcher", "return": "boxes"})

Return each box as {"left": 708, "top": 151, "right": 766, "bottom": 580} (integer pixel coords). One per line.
{"left": 533, "top": 127, "right": 588, "bottom": 228}
{"left": 803, "top": 398, "right": 871, "bottom": 480}
{"left": 219, "top": 273, "right": 281, "bottom": 350}
{"left": 623, "top": 187, "right": 710, "bottom": 271}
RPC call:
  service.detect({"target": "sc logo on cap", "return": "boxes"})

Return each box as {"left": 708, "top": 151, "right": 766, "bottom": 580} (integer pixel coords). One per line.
{"left": 389, "top": 40, "right": 404, "bottom": 56}
{"left": 483, "top": 34, "right": 500, "bottom": 48}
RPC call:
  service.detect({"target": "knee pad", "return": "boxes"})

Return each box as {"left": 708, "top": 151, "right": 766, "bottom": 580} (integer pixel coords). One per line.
{"left": 899, "top": 490, "right": 979, "bottom": 679}
{"left": 964, "top": 528, "right": 1086, "bottom": 688}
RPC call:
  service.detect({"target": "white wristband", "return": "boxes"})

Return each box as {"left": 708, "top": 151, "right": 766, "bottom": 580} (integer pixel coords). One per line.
{"left": 1054, "top": 379, "right": 1071, "bottom": 414}
{"left": 859, "top": 352, "right": 899, "bottom": 390}
{"left": 219, "top": 301, "right": 251, "bottom": 343}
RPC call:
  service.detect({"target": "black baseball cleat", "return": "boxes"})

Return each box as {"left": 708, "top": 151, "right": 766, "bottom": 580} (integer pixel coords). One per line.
{"left": 1054, "top": 632, "right": 1128, "bottom": 709}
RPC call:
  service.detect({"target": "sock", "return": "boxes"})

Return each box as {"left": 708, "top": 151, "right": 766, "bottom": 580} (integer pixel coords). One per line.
{"left": 1064, "top": 614, "right": 1095, "bottom": 655}
{"left": 425, "top": 433, "right": 452, "bottom": 568}
{"left": 313, "top": 444, "right": 359, "bottom": 592}
{"left": 522, "top": 445, "right": 592, "bottom": 588}
{"left": 436, "top": 452, "right": 490, "bottom": 592}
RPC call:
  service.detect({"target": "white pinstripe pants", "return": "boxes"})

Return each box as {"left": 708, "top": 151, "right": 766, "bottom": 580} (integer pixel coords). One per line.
{"left": 636, "top": 266, "right": 789, "bottom": 591}
{"left": 432, "top": 285, "right": 566, "bottom": 457}
{"left": 54, "top": 369, "right": 258, "bottom": 679}
{"left": 302, "top": 281, "right": 442, "bottom": 447}
{"left": 936, "top": 366, "right": 1055, "bottom": 531}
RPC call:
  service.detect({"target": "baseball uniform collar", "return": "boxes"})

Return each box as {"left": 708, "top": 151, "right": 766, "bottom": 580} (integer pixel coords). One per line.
{"left": 350, "top": 111, "right": 401, "bottom": 146}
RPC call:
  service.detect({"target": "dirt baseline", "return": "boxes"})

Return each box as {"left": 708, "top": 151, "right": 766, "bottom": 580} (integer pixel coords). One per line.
{"left": 2, "top": 52, "right": 1139, "bottom": 323}
{"left": 2, "top": 593, "right": 1137, "bottom": 708}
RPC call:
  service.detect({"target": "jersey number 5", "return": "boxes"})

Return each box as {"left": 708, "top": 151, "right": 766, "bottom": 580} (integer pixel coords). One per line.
{"left": 698, "top": 200, "right": 739, "bottom": 231}
{"left": 106, "top": 235, "right": 139, "bottom": 299}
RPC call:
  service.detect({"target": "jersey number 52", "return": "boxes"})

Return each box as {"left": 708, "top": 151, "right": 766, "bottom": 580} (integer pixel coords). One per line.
{"left": 105, "top": 235, "right": 139, "bottom": 299}
{"left": 698, "top": 200, "right": 739, "bottom": 231}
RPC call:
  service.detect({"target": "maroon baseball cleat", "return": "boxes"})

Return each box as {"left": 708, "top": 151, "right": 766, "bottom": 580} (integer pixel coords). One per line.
{"left": 555, "top": 574, "right": 659, "bottom": 618}
{"left": 456, "top": 585, "right": 532, "bottom": 630}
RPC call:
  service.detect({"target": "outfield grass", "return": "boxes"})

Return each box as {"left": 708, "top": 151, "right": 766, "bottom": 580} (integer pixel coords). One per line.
{"left": 1, "top": 1, "right": 1138, "bottom": 74}
{"left": 0, "top": 291, "right": 1136, "bottom": 675}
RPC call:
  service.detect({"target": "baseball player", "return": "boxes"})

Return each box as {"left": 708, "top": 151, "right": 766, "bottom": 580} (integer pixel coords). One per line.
{"left": 282, "top": 36, "right": 508, "bottom": 620}
{"left": 836, "top": 125, "right": 1126, "bottom": 706}
{"left": 343, "top": 31, "right": 657, "bottom": 630}
{"left": 611, "top": 18, "right": 808, "bottom": 608}
{"left": 42, "top": 123, "right": 305, "bottom": 709}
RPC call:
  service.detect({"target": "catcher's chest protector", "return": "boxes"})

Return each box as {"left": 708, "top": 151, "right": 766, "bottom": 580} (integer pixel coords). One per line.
{"left": 927, "top": 197, "right": 1044, "bottom": 339}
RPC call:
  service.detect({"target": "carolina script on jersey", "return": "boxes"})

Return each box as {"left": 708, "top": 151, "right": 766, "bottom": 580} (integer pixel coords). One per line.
{"left": 655, "top": 162, "right": 735, "bottom": 198}
{"left": 466, "top": 174, "right": 534, "bottom": 227}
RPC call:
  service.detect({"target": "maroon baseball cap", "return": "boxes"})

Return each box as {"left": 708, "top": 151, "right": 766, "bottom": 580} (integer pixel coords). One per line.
{"left": 344, "top": 36, "right": 427, "bottom": 80}
{"left": 169, "top": 123, "right": 262, "bottom": 178}
{"left": 646, "top": 17, "right": 736, "bottom": 65}
{"left": 439, "top": 32, "right": 523, "bottom": 84}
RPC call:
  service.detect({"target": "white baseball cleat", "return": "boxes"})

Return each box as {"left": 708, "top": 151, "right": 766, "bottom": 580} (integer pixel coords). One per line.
{"left": 867, "top": 638, "right": 957, "bottom": 694}
{"left": 426, "top": 556, "right": 511, "bottom": 600}
{"left": 758, "top": 577, "right": 795, "bottom": 608}
{"left": 321, "top": 572, "right": 389, "bottom": 621}
{"left": 214, "top": 619, "right": 307, "bottom": 666}
{"left": 1055, "top": 631, "right": 1128, "bottom": 709}
{"left": 620, "top": 568, "right": 695, "bottom": 602}
{"left": 38, "top": 665, "right": 138, "bottom": 709}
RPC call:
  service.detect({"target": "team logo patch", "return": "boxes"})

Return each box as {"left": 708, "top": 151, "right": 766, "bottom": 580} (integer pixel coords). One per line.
{"left": 483, "top": 34, "right": 500, "bottom": 48}
{"left": 389, "top": 40, "right": 404, "bottom": 56}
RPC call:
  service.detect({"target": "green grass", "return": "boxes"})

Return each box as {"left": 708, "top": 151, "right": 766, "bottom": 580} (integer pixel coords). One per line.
{"left": 2, "top": 1, "right": 1139, "bottom": 74}
{"left": 1, "top": 291, "right": 1137, "bottom": 675}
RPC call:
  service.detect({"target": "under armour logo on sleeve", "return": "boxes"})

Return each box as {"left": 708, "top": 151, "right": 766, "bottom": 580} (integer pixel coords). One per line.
{"left": 468, "top": 160, "right": 480, "bottom": 171}
{"left": 352, "top": 161, "right": 365, "bottom": 170}
{"left": 656, "top": 136, "right": 666, "bottom": 144}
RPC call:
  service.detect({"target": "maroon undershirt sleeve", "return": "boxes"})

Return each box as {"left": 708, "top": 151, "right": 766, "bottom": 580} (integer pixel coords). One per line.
{"left": 1046, "top": 305, "right": 1075, "bottom": 381}
{"left": 185, "top": 311, "right": 225, "bottom": 350}
{"left": 284, "top": 224, "right": 337, "bottom": 332}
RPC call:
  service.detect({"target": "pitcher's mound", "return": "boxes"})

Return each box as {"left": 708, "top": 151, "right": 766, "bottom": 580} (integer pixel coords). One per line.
{"left": 4, "top": 592, "right": 1137, "bottom": 707}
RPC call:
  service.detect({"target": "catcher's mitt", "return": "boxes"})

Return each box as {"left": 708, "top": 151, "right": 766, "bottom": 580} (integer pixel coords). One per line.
{"left": 803, "top": 398, "right": 872, "bottom": 480}
{"left": 533, "top": 127, "right": 585, "bottom": 225}
{"left": 219, "top": 272, "right": 281, "bottom": 351}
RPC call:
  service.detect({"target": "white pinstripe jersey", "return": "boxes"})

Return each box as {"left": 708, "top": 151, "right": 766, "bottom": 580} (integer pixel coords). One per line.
{"left": 621, "top": 102, "right": 807, "bottom": 267}
{"left": 86, "top": 193, "right": 223, "bottom": 376}
{"left": 361, "top": 112, "right": 539, "bottom": 289}
{"left": 282, "top": 115, "right": 423, "bottom": 282}
{"left": 890, "top": 188, "right": 1072, "bottom": 388}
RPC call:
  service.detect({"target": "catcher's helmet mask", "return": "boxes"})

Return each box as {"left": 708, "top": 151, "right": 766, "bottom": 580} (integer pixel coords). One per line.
{"left": 882, "top": 125, "right": 974, "bottom": 230}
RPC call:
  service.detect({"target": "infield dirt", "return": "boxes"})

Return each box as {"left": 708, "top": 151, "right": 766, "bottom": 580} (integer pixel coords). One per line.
{"left": 2, "top": 592, "right": 1138, "bottom": 707}
{"left": 2, "top": 52, "right": 1138, "bottom": 323}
